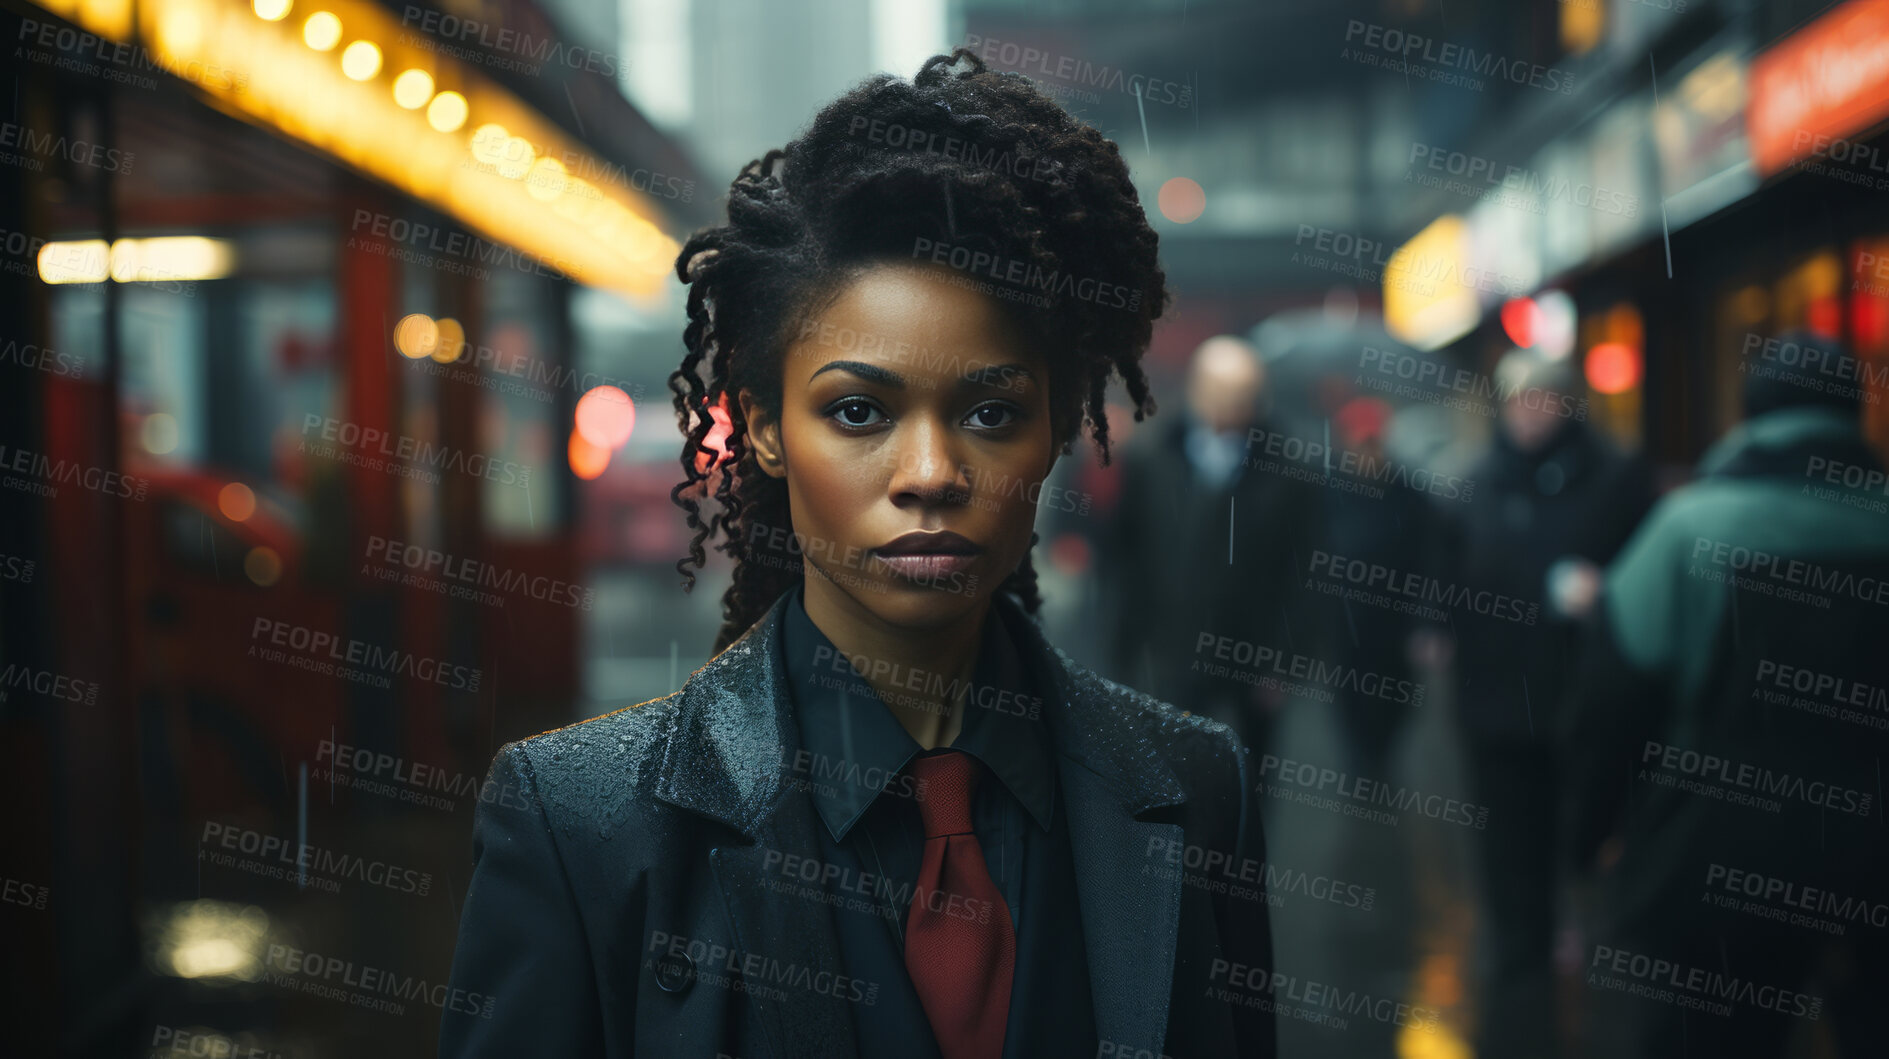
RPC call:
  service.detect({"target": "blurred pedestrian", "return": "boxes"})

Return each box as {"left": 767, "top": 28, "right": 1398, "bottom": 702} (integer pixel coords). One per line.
{"left": 1099, "top": 335, "right": 1323, "bottom": 757}
{"left": 1560, "top": 330, "right": 1889, "bottom": 1058}
{"left": 1440, "top": 346, "right": 1655, "bottom": 1059}
{"left": 1320, "top": 396, "right": 1435, "bottom": 779}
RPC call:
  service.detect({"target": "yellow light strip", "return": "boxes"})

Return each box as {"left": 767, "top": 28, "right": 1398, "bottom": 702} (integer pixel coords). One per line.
{"left": 29, "top": 0, "right": 678, "bottom": 299}
{"left": 38, "top": 236, "right": 236, "bottom": 283}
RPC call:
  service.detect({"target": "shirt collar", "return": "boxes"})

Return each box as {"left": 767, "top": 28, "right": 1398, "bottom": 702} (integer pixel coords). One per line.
{"left": 780, "top": 583, "right": 1056, "bottom": 841}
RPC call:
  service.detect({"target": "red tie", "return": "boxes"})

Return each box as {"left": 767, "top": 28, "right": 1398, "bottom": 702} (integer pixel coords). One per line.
{"left": 903, "top": 751, "right": 1016, "bottom": 1059}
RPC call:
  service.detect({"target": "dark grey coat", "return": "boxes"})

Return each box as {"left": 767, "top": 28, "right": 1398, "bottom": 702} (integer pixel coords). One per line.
{"left": 439, "top": 588, "right": 1277, "bottom": 1058}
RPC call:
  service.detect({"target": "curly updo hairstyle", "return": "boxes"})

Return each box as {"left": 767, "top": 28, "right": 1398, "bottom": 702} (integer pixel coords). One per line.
{"left": 670, "top": 46, "right": 1169, "bottom": 654}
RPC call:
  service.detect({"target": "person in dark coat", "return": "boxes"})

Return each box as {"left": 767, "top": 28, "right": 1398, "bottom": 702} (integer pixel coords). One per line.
{"left": 1560, "top": 331, "right": 1889, "bottom": 1058}
{"left": 1099, "top": 334, "right": 1324, "bottom": 760}
{"left": 1439, "top": 346, "right": 1654, "bottom": 1059}
{"left": 439, "top": 48, "right": 1275, "bottom": 1058}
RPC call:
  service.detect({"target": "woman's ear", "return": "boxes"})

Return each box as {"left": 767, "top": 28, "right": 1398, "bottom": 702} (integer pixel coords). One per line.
{"left": 737, "top": 388, "right": 787, "bottom": 479}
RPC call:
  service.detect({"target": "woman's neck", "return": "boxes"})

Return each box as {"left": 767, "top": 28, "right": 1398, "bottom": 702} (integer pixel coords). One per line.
{"left": 800, "top": 575, "right": 991, "bottom": 750}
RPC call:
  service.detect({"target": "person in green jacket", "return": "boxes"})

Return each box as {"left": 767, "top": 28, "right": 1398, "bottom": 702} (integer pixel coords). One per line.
{"left": 1561, "top": 330, "right": 1889, "bottom": 1059}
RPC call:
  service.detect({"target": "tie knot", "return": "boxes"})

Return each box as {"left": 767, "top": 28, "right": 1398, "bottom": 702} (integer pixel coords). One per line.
{"left": 905, "top": 751, "right": 978, "bottom": 839}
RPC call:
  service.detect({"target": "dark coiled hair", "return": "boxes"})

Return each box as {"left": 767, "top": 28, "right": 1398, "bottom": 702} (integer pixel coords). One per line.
{"left": 669, "top": 47, "right": 1168, "bottom": 654}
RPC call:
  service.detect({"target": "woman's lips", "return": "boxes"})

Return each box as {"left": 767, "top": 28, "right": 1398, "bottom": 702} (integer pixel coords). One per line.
{"left": 868, "top": 552, "right": 979, "bottom": 581}
{"left": 868, "top": 531, "right": 982, "bottom": 582}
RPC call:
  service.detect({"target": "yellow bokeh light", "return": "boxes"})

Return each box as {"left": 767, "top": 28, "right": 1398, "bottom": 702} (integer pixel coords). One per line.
{"left": 426, "top": 90, "right": 468, "bottom": 133}
{"left": 252, "top": 0, "right": 291, "bottom": 22}
{"left": 394, "top": 313, "right": 439, "bottom": 359}
{"left": 470, "top": 123, "right": 510, "bottom": 166}
{"left": 37, "top": 239, "right": 109, "bottom": 284}
{"left": 341, "top": 41, "right": 381, "bottom": 81}
{"left": 141, "top": 413, "right": 179, "bottom": 455}
{"left": 302, "top": 11, "right": 340, "bottom": 51}
{"left": 160, "top": 10, "right": 203, "bottom": 52}
{"left": 496, "top": 136, "right": 535, "bottom": 180}
{"left": 392, "top": 69, "right": 433, "bottom": 109}
{"left": 525, "top": 156, "right": 567, "bottom": 201}
{"left": 218, "top": 482, "right": 257, "bottom": 522}
{"left": 107, "top": 237, "right": 235, "bottom": 283}
{"left": 432, "top": 317, "right": 466, "bottom": 363}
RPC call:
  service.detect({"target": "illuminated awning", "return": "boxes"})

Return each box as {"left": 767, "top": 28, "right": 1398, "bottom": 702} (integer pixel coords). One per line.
{"left": 29, "top": 0, "right": 679, "bottom": 299}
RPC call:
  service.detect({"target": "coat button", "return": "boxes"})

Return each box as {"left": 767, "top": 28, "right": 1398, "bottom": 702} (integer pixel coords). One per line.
{"left": 653, "top": 951, "right": 695, "bottom": 994}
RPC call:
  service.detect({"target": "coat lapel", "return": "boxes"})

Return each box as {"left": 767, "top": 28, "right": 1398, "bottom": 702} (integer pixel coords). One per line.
{"left": 652, "top": 590, "right": 1192, "bottom": 1057}
{"left": 993, "top": 599, "right": 1192, "bottom": 1053}
{"left": 653, "top": 593, "right": 858, "bottom": 1059}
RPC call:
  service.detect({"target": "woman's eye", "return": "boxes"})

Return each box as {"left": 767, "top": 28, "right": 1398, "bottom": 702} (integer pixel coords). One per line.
{"left": 829, "top": 399, "right": 885, "bottom": 428}
{"left": 966, "top": 403, "right": 1019, "bottom": 429}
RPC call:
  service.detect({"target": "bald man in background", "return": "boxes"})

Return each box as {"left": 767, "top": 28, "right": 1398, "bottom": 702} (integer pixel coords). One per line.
{"left": 1099, "top": 335, "right": 1325, "bottom": 758}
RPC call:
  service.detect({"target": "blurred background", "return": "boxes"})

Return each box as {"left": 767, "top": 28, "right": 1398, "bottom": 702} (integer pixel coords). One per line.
{"left": 2, "top": 0, "right": 1887, "bottom": 1055}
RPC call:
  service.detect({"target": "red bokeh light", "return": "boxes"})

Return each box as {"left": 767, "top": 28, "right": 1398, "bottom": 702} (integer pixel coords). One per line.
{"left": 1585, "top": 342, "right": 1642, "bottom": 395}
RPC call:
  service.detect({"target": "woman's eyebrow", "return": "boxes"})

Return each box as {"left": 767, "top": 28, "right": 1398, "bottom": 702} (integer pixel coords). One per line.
{"left": 808, "top": 360, "right": 903, "bottom": 388}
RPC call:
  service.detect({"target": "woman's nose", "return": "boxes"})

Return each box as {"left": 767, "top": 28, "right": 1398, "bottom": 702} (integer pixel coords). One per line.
{"left": 887, "top": 418, "right": 972, "bottom": 505}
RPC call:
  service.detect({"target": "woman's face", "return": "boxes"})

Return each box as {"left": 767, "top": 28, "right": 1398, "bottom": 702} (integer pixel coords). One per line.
{"left": 740, "top": 261, "right": 1058, "bottom": 632}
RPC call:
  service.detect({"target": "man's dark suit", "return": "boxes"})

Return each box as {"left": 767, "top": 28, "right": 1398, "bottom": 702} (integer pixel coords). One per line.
{"left": 439, "top": 587, "right": 1277, "bottom": 1057}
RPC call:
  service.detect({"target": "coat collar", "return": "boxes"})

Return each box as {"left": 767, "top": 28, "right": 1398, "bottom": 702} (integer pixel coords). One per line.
{"left": 654, "top": 588, "right": 1190, "bottom": 835}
